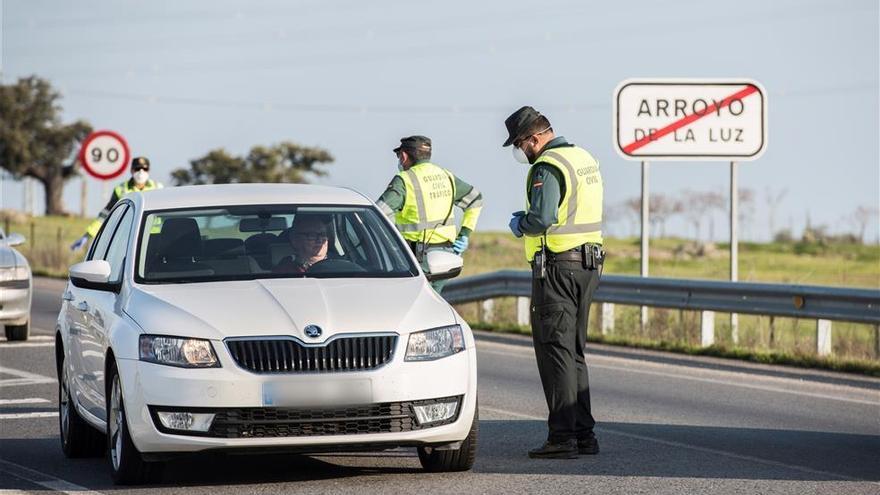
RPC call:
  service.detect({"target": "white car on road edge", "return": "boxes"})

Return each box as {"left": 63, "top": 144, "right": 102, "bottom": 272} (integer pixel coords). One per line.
{"left": 55, "top": 184, "right": 478, "bottom": 484}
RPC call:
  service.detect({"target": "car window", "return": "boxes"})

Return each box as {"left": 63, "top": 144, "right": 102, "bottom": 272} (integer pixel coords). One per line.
{"left": 136, "top": 205, "right": 418, "bottom": 284}
{"left": 103, "top": 206, "right": 135, "bottom": 284}
{"left": 88, "top": 205, "right": 128, "bottom": 261}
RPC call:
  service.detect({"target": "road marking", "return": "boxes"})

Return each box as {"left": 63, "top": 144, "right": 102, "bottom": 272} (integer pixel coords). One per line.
{"left": 480, "top": 405, "right": 872, "bottom": 483}
{"left": 0, "top": 342, "right": 54, "bottom": 348}
{"left": 0, "top": 366, "right": 56, "bottom": 388}
{"left": 0, "top": 398, "right": 50, "bottom": 405}
{"left": 478, "top": 345, "right": 880, "bottom": 407}
{"left": 0, "top": 412, "right": 57, "bottom": 420}
{"left": 0, "top": 458, "right": 102, "bottom": 495}
{"left": 0, "top": 335, "right": 52, "bottom": 342}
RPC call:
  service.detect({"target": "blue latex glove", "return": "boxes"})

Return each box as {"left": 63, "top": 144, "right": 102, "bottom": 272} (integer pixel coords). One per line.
{"left": 508, "top": 211, "right": 525, "bottom": 238}
{"left": 452, "top": 235, "right": 469, "bottom": 255}
{"left": 70, "top": 234, "right": 89, "bottom": 252}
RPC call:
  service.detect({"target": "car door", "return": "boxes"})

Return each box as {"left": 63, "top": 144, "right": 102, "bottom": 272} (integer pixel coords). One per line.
{"left": 67, "top": 204, "right": 127, "bottom": 414}
{"left": 76, "top": 204, "right": 133, "bottom": 420}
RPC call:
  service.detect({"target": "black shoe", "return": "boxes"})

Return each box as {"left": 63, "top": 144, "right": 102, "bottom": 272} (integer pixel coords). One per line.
{"left": 528, "top": 439, "right": 578, "bottom": 459}
{"left": 577, "top": 435, "right": 599, "bottom": 455}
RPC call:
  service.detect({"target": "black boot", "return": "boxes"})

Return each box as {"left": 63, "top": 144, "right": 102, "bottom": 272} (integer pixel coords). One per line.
{"left": 528, "top": 439, "right": 578, "bottom": 459}
{"left": 577, "top": 434, "right": 599, "bottom": 455}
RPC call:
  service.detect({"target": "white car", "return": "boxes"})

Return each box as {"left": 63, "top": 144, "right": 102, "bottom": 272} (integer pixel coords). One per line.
{"left": 55, "top": 184, "right": 477, "bottom": 484}
{"left": 0, "top": 228, "right": 32, "bottom": 341}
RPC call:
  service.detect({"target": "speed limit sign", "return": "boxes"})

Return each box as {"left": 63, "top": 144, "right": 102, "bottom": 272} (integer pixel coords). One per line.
{"left": 78, "top": 130, "right": 131, "bottom": 180}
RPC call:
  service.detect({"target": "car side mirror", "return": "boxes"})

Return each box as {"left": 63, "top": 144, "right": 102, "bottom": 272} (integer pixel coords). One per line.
{"left": 70, "top": 260, "right": 118, "bottom": 291}
{"left": 424, "top": 250, "right": 463, "bottom": 282}
{"left": 5, "top": 233, "right": 25, "bottom": 247}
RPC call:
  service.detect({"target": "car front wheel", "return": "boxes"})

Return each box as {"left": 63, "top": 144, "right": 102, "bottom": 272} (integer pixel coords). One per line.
{"left": 59, "top": 357, "right": 105, "bottom": 457}
{"left": 107, "top": 361, "right": 161, "bottom": 485}
{"left": 417, "top": 401, "right": 478, "bottom": 472}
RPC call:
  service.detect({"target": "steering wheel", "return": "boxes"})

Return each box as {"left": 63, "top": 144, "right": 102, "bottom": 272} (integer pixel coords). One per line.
{"left": 307, "top": 258, "right": 366, "bottom": 274}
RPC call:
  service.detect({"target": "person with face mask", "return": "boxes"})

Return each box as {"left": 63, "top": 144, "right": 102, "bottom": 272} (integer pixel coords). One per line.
{"left": 71, "top": 156, "right": 164, "bottom": 251}
{"left": 503, "top": 106, "right": 604, "bottom": 459}
{"left": 375, "top": 135, "right": 483, "bottom": 293}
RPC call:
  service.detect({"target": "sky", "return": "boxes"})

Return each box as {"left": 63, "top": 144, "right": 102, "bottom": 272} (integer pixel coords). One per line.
{"left": 1, "top": 0, "right": 878, "bottom": 242}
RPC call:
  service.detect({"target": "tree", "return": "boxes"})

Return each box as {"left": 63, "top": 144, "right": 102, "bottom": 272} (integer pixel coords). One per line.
{"left": 852, "top": 206, "right": 879, "bottom": 244}
{"left": 0, "top": 77, "right": 92, "bottom": 215}
{"left": 172, "top": 141, "right": 333, "bottom": 186}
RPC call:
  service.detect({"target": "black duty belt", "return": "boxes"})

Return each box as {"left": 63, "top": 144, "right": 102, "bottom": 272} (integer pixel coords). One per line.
{"left": 545, "top": 243, "right": 605, "bottom": 271}
{"left": 408, "top": 241, "right": 453, "bottom": 251}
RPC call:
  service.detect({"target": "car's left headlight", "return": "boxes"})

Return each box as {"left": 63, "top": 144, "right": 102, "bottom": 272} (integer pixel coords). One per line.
{"left": 139, "top": 335, "right": 219, "bottom": 368}
{"left": 405, "top": 325, "right": 465, "bottom": 361}
{"left": 0, "top": 266, "right": 29, "bottom": 282}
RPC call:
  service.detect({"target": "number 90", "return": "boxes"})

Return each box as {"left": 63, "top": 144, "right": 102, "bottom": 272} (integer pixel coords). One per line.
{"left": 90, "top": 147, "right": 120, "bottom": 163}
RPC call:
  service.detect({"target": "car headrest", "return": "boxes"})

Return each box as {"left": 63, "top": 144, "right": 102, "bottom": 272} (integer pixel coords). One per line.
{"left": 159, "top": 218, "right": 202, "bottom": 259}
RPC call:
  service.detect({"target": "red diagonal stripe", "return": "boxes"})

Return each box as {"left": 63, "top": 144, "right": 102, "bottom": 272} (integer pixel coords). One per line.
{"left": 622, "top": 85, "right": 759, "bottom": 154}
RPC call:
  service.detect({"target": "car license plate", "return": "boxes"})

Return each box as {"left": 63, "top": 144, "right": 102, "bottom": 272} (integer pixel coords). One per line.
{"left": 262, "top": 379, "right": 372, "bottom": 407}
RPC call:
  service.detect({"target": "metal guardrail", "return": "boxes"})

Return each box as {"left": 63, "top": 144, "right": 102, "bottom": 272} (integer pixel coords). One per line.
{"left": 444, "top": 270, "right": 880, "bottom": 356}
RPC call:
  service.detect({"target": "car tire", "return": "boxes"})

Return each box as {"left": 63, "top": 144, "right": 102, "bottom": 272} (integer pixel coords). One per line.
{"left": 5, "top": 321, "right": 29, "bottom": 341}
{"left": 106, "top": 361, "right": 161, "bottom": 485}
{"left": 417, "top": 401, "right": 478, "bottom": 472}
{"left": 59, "top": 355, "right": 105, "bottom": 458}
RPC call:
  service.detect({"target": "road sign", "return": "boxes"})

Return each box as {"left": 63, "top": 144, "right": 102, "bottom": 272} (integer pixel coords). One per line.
{"left": 613, "top": 79, "right": 767, "bottom": 161}
{"left": 78, "top": 130, "right": 131, "bottom": 180}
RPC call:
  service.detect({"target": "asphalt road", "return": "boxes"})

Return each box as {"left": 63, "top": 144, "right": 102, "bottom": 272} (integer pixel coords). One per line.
{"left": 1, "top": 277, "right": 878, "bottom": 494}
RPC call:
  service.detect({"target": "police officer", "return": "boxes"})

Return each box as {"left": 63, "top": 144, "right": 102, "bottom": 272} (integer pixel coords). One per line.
{"left": 503, "top": 106, "right": 604, "bottom": 459}
{"left": 376, "top": 136, "right": 483, "bottom": 293}
{"left": 71, "top": 156, "right": 163, "bottom": 251}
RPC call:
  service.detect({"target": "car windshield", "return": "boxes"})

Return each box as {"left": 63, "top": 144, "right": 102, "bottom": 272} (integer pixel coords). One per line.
{"left": 135, "top": 205, "right": 418, "bottom": 284}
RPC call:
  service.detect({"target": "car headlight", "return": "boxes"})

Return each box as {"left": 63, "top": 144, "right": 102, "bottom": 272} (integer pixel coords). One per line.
{"left": 0, "top": 266, "right": 29, "bottom": 282}
{"left": 139, "top": 335, "right": 219, "bottom": 368}
{"left": 405, "top": 325, "right": 465, "bottom": 361}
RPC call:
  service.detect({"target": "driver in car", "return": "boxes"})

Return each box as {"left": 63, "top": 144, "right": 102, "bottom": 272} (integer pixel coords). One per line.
{"left": 272, "top": 215, "right": 331, "bottom": 274}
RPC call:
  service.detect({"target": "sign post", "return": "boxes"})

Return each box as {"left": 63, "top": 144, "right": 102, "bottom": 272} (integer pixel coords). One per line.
{"left": 614, "top": 79, "right": 767, "bottom": 340}
{"left": 78, "top": 130, "right": 131, "bottom": 209}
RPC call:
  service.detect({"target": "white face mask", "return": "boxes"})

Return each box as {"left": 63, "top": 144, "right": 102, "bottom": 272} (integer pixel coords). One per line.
{"left": 397, "top": 161, "right": 404, "bottom": 172}
{"left": 512, "top": 146, "right": 530, "bottom": 164}
{"left": 133, "top": 170, "right": 149, "bottom": 185}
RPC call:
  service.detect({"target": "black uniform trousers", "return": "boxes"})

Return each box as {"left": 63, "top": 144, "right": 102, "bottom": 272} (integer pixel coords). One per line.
{"left": 530, "top": 258, "right": 601, "bottom": 443}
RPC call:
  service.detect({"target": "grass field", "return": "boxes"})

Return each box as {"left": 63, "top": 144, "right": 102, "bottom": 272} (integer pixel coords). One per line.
{"left": 5, "top": 214, "right": 878, "bottom": 370}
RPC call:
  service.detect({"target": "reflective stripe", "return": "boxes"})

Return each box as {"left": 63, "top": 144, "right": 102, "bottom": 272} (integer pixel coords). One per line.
{"left": 543, "top": 151, "right": 601, "bottom": 234}
{"left": 397, "top": 222, "right": 432, "bottom": 232}
{"left": 404, "top": 169, "right": 429, "bottom": 227}
{"left": 375, "top": 200, "right": 394, "bottom": 218}
{"left": 456, "top": 186, "right": 481, "bottom": 208}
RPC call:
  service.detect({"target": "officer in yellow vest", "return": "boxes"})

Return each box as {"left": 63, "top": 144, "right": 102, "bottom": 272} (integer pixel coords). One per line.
{"left": 503, "top": 106, "right": 604, "bottom": 459}
{"left": 70, "top": 156, "right": 163, "bottom": 251}
{"left": 376, "top": 136, "right": 483, "bottom": 293}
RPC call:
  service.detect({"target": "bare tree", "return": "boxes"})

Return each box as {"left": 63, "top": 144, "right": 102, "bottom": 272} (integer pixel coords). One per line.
{"left": 623, "top": 197, "right": 642, "bottom": 237}
{"left": 651, "top": 194, "right": 683, "bottom": 238}
{"left": 853, "top": 206, "right": 880, "bottom": 244}
{"left": 738, "top": 188, "right": 756, "bottom": 240}
{"left": 764, "top": 187, "right": 788, "bottom": 242}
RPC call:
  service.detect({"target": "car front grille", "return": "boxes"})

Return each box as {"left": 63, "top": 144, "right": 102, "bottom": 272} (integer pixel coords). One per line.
{"left": 149, "top": 397, "right": 462, "bottom": 439}
{"left": 226, "top": 335, "right": 397, "bottom": 374}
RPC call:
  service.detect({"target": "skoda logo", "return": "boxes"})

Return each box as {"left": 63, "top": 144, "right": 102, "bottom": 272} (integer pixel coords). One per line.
{"left": 304, "top": 325, "right": 322, "bottom": 339}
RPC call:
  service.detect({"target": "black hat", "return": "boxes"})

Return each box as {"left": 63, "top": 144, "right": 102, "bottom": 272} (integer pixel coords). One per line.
{"left": 393, "top": 135, "right": 432, "bottom": 154}
{"left": 131, "top": 156, "right": 150, "bottom": 170}
{"left": 503, "top": 106, "right": 543, "bottom": 147}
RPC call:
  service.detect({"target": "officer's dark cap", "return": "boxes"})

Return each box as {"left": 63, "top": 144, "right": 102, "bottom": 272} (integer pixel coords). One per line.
{"left": 393, "top": 135, "right": 432, "bottom": 154}
{"left": 131, "top": 157, "right": 150, "bottom": 170}
{"left": 503, "top": 106, "right": 545, "bottom": 147}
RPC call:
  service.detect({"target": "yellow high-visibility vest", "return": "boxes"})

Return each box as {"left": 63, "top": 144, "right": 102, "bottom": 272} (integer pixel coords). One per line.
{"left": 86, "top": 180, "right": 163, "bottom": 237}
{"left": 524, "top": 146, "right": 603, "bottom": 261}
{"left": 395, "top": 162, "right": 457, "bottom": 244}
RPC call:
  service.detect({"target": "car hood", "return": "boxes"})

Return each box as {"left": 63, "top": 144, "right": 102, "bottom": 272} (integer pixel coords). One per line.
{"left": 126, "top": 276, "right": 455, "bottom": 341}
